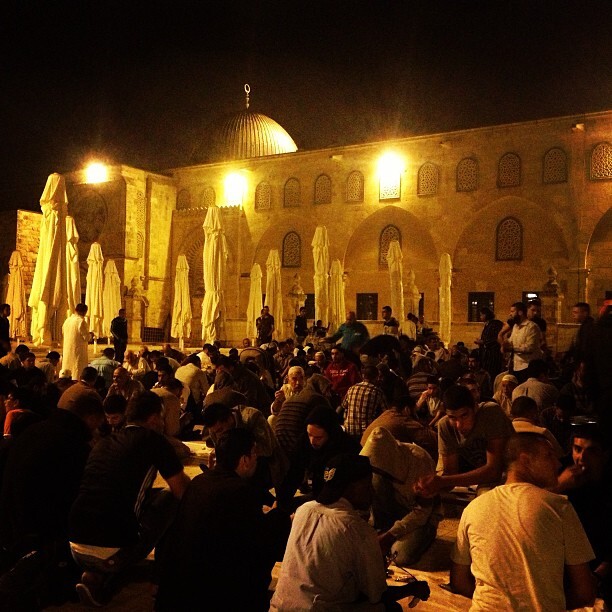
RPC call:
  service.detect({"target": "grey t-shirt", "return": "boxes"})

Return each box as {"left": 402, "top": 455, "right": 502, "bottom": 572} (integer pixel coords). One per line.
{"left": 438, "top": 404, "right": 513, "bottom": 471}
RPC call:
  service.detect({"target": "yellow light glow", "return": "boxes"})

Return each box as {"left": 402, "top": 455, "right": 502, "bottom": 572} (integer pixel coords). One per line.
{"left": 224, "top": 172, "right": 247, "bottom": 207}
{"left": 377, "top": 152, "right": 404, "bottom": 178}
{"left": 84, "top": 162, "right": 109, "bottom": 184}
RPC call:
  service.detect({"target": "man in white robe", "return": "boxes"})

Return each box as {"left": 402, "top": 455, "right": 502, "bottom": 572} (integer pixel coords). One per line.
{"left": 62, "top": 303, "right": 90, "bottom": 381}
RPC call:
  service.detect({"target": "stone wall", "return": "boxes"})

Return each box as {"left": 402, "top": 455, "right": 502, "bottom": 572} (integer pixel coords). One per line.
{"left": 170, "top": 111, "right": 612, "bottom": 332}
{"left": 16, "top": 210, "right": 42, "bottom": 300}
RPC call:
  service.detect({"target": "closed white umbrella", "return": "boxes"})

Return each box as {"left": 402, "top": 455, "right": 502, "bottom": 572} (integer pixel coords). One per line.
{"left": 246, "top": 263, "right": 263, "bottom": 342}
{"left": 328, "top": 259, "right": 346, "bottom": 335}
{"left": 387, "top": 241, "right": 405, "bottom": 334}
{"left": 265, "top": 250, "right": 283, "bottom": 340}
{"left": 28, "top": 173, "right": 68, "bottom": 345}
{"left": 171, "top": 255, "right": 192, "bottom": 351}
{"left": 65, "top": 215, "right": 81, "bottom": 316}
{"left": 312, "top": 226, "right": 330, "bottom": 327}
{"left": 406, "top": 269, "right": 421, "bottom": 318}
{"left": 6, "top": 251, "right": 27, "bottom": 340}
{"left": 201, "top": 206, "right": 228, "bottom": 343}
{"left": 439, "top": 253, "right": 453, "bottom": 347}
{"left": 103, "top": 259, "right": 122, "bottom": 340}
{"left": 85, "top": 242, "right": 104, "bottom": 341}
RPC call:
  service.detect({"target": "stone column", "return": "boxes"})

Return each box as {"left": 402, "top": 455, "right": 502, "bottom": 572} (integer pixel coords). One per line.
{"left": 540, "top": 267, "right": 564, "bottom": 354}
{"left": 125, "top": 277, "right": 148, "bottom": 344}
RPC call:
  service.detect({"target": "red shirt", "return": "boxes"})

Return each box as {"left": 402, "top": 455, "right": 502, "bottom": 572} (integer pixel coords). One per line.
{"left": 324, "top": 360, "right": 361, "bottom": 399}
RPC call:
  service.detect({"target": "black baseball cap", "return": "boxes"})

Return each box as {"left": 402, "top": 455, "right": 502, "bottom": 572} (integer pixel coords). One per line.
{"left": 316, "top": 454, "right": 372, "bottom": 505}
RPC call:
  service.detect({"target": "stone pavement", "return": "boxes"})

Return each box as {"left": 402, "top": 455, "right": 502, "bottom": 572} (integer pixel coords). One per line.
{"left": 45, "top": 515, "right": 470, "bottom": 611}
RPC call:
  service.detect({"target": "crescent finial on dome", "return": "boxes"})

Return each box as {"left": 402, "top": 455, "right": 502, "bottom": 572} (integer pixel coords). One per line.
{"left": 244, "top": 84, "right": 251, "bottom": 110}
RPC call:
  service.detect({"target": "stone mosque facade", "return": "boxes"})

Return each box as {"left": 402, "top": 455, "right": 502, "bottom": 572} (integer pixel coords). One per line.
{"left": 2, "top": 105, "right": 611, "bottom": 350}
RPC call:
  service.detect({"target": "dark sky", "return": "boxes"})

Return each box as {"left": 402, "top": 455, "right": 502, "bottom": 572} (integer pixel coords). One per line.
{"left": 2, "top": 0, "right": 612, "bottom": 209}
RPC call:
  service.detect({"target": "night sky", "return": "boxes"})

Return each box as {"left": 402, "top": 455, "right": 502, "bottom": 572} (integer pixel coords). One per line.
{"left": 2, "top": 0, "right": 612, "bottom": 210}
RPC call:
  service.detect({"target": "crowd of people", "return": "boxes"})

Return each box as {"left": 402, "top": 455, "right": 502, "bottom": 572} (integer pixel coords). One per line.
{"left": 0, "top": 298, "right": 609, "bottom": 610}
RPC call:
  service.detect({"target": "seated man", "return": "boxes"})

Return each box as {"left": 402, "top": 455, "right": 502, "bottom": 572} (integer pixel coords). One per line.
{"left": 57, "top": 366, "right": 104, "bottom": 414}
{"left": 451, "top": 433, "right": 596, "bottom": 610}
{"left": 511, "top": 358, "right": 559, "bottom": 411}
{"left": 106, "top": 366, "right": 144, "bottom": 402}
{"left": 361, "top": 395, "right": 438, "bottom": 461}
{"left": 554, "top": 424, "right": 612, "bottom": 607}
{"left": 341, "top": 365, "right": 388, "bottom": 440}
{"left": 270, "top": 365, "right": 306, "bottom": 421}
{"left": 510, "top": 395, "right": 564, "bottom": 457}
{"left": 415, "top": 375, "right": 444, "bottom": 426}
{"left": 68, "top": 392, "right": 190, "bottom": 607}
{"left": 156, "top": 428, "right": 290, "bottom": 612}
{"left": 271, "top": 453, "right": 429, "bottom": 611}
{"left": 100, "top": 394, "right": 127, "bottom": 435}
{"left": 324, "top": 346, "right": 361, "bottom": 403}
{"left": 202, "top": 401, "right": 288, "bottom": 503}
{"left": 416, "top": 384, "right": 513, "bottom": 497}
{"left": 361, "top": 427, "right": 441, "bottom": 565}
{"left": 89, "top": 348, "right": 120, "bottom": 391}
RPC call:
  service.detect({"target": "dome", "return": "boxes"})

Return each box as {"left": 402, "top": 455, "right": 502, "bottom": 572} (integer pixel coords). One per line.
{"left": 215, "top": 85, "right": 298, "bottom": 160}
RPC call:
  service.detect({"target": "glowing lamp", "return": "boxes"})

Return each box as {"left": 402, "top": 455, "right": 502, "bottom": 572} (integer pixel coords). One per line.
{"left": 377, "top": 152, "right": 404, "bottom": 200}
{"left": 224, "top": 172, "right": 247, "bottom": 207}
{"left": 84, "top": 162, "right": 109, "bottom": 184}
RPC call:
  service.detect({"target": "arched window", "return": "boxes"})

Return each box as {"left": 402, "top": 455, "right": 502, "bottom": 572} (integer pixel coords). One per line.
{"left": 590, "top": 142, "right": 612, "bottom": 180}
{"left": 417, "top": 162, "right": 439, "bottom": 196}
{"left": 176, "top": 189, "right": 192, "bottom": 210}
{"left": 456, "top": 158, "right": 478, "bottom": 192}
{"left": 379, "top": 225, "right": 401, "bottom": 267}
{"left": 255, "top": 182, "right": 271, "bottom": 210}
{"left": 284, "top": 178, "right": 301, "bottom": 207}
{"left": 282, "top": 231, "right": 301, "bottom": 267}
{"left": 496, "top": 217, "right": 523, "bottom": 261}
{"left": 543, "top": 148, "right": 568, "bottom": 184}
{"left": 346, "top": 170, "right": 364, "bottom": 202}
{"left": 314, "top": 174, "right": 332, "bottom": 204}
{"left": 498, "top": 153, "right": 521, "bottom": 187}
{"left": 200, "top": 186, "right": 216, "bottom": 208}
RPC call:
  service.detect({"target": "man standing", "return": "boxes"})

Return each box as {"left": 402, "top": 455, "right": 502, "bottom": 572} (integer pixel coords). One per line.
{"left": 62, "top": 303, "right": 90, "bottom": 381}
{"left": 450, "top": 433, "right": 595, "bottom": 610}
{"left": 567, "top": 301, "right": 595, "bottom": 365}
{"left": 0, "top": 303, "right": 10, "bottom": 357}
{"left": 294, "top": 305, "right": 309, "bottom": 345}
{"left": 110, "top": 309, "right": 128, "bottom": 365}
{"left": 271, "top": 453, "right": 429, "bottom": 611}
{"left": 341, "top": 365, "right": 388, "bottom": 439}
{"left": 256, "top": 305, "right": 274, "bottom": 346}
{"left": 381, "top": 305, "right": 399, "bottom": 335}
{"left": 69, "top": 392, "right": 190, "bottom": 606}
{"left": 324, "top": 311, "right": 370, "bottom": 357}
{"left": 502, "top": 301, "right": 542, "bottom": 383}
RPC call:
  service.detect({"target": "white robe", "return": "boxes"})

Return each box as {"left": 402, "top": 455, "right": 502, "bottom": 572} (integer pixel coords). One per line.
{"left": 62, "top": 314, "right": 90, "bottom": 380}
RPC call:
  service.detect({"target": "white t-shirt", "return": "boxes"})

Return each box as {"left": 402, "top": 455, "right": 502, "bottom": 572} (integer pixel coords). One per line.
{"left": 452, "top": 482, "right": 594, "bottom": 611}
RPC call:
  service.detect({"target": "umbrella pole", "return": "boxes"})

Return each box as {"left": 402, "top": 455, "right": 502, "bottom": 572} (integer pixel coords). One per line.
{"left": 93, "top": 338, "right": 97, "bottom": 354}
{"left": 179, "top": 337, "right": 184, "bottom": 352}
